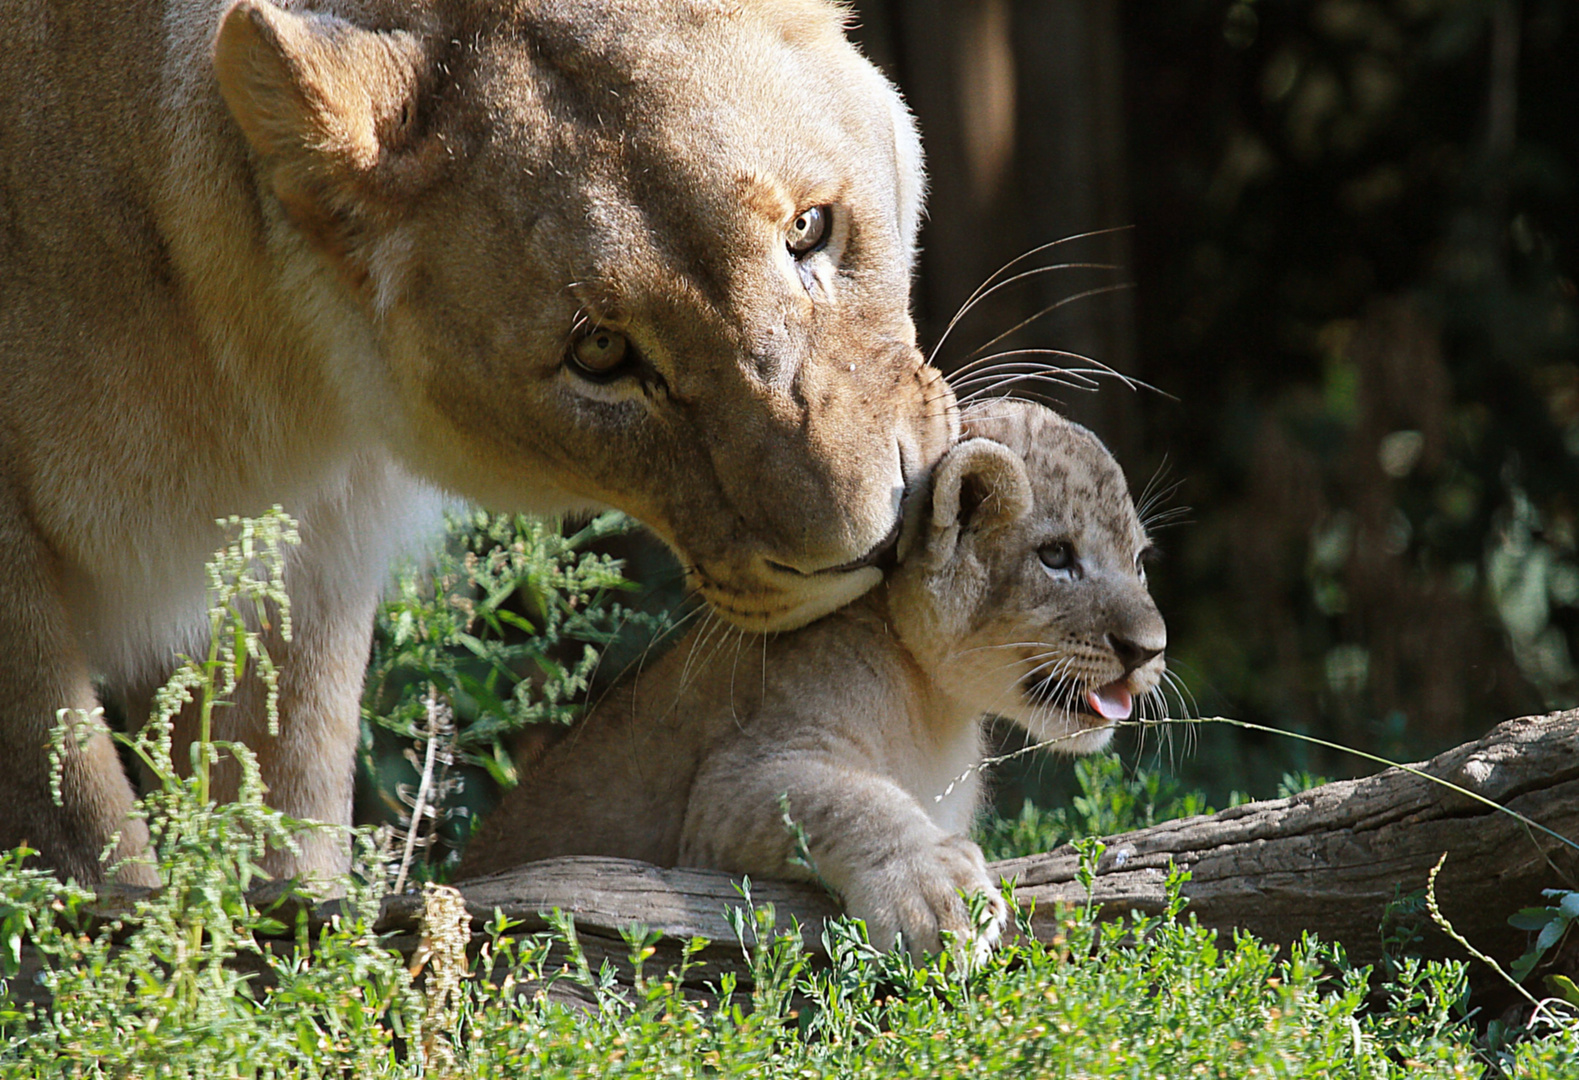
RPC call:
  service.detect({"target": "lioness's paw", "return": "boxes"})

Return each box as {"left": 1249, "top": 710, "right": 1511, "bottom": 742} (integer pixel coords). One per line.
{"left": 844, "top": 833, "right": 1007, "bottom": 965}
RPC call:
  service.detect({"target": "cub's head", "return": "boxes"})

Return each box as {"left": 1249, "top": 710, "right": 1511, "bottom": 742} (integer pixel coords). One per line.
{"left": 212, "top": 0, "right": 954, "bottom": 631}
{"left": 891, "top": 399, "right": 1166, "bottom": 754}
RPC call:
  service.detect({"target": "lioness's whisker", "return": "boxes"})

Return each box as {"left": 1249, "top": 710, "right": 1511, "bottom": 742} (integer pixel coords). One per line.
{"left": 952, "top": 366, "right": 1104, "bottom": 394}
{"left": 947, "top": 346, "right": 1110, "bottom": 384}
{"left": 688, "top": 614, "right": 746, "bottom": 700}
{"left": 583, "top": 585, "right": 707, "bottom": 715}
{"left": 952, "top": 367, "right": 1116, "bottom": 393}
{"left": 930, "top": 262, "right": 1121, "bottom": 364}
{"left": 929, "top": 226, "right": 1135, "bottom": 364}
{"left": 953, "top": 370, "right": 1111, "bottom": 401}
{"left": 955, "top": 376, "right": 1099, "bottom": 407}
{"left": 725, "top": 625, "right": 754, "bottom": 728}
{"left": 956, "top": 350, "right": 1168, "bottom": 402}
{"left": 671, "top": 608, "right": 724, "bottom": 705}
{"left": 955, "top": 281, "right": 1139, "bottom": 372}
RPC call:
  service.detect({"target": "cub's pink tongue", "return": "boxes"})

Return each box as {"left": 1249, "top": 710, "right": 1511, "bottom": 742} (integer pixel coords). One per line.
{"left": 1085, "top": 682, "right": 1133, "bottom": 721}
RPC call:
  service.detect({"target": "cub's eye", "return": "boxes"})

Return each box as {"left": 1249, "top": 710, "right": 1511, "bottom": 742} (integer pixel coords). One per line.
{"left": 569, "top": 327, "right": 630, "bottom": 380}
{"left": 1039, "top": 541, "right": 1077, "bottom": 574}
{"left": 787, "top": 205, "right": 832, "bottom": 257}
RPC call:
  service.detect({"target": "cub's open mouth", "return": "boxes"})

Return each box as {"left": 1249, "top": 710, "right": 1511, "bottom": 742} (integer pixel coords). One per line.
{"left": 765, "top": 514, "right": 904, "bottom": 578}
{"left": 1024, "top": 676, "right": 1134, "bottom": 722}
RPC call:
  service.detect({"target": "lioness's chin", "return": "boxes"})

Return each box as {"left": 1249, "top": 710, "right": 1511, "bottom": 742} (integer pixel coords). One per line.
{"left": 701, "top": 565, "right": 884, "bottom": 633}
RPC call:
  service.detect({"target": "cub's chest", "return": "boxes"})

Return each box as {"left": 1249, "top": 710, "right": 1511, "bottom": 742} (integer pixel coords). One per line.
{"left": 885, "top": 719, "right": 984, "bottom": 836}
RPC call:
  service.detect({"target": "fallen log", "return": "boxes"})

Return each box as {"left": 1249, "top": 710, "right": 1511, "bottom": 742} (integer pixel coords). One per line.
{"left": 6, "top": 711, "right": 1575, "bottom": 1009}
{"left": 998, "top": 709, "right": 1579, "bottom": 975}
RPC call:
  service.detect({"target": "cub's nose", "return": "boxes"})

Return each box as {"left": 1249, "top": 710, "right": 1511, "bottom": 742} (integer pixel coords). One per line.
{"left": 1108, "top": 632, "right": 1163, "bottom": 674}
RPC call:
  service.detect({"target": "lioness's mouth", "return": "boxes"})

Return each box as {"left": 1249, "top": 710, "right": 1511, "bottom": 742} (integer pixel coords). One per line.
{"left": 765, "top": 514, "right": 903, "bottom": 578}
{"left": 1024, "top": 676, "right": 1134, "bottom": 722}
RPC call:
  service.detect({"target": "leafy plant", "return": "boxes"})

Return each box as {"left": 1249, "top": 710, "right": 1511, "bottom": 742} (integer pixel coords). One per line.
{"left": 1511, "top": 889, "right": 1579, "bottom": 993}
{"left": 2, "top": 509, "right": 1576, "bottom": 1075}
{"left": 977, "top": 754, "right": 1217, "bottom": 861}
{"left": 1, "top": 508, "right": 420, "bottom": 1077}
{"left": 361, "top": 509, "right": 669, "bottom": 880}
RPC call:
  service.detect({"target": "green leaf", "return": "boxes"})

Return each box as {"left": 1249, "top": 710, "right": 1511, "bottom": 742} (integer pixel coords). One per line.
{"left": 495, "top": 609, "right": 537, "bottom": 634}
{"left": 456, "top": 673, "right": 511, "bottom": 721}
{"left": 454, "top": 632, "right": 490, "bottom": 659}
{"left": 233, "top": 624, "right": 248, "bottom": 679}
{"left": 3, "top": 927, "right": 21, "bottom": 975}
{"left": 1512, "top": 950, "right": 1541, "bottom": 983}
{"left": 1544, "top": 974, "right": 1579, "bottom": 1007}
{"left": 1510, "top": 908, "right": 1558, "bottom": 932}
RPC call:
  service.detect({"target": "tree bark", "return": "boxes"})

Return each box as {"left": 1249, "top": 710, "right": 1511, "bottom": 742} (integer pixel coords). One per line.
{"left": 1000, "top": 710, "right": 1579, "bottom": 972}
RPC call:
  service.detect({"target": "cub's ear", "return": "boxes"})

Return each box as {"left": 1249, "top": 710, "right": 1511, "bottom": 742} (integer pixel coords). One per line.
{"left": 214, "top": 0, "right": 434, "bottom": 248}
{"left": 922, "top": 437, "right": 1032, "bottom": 563}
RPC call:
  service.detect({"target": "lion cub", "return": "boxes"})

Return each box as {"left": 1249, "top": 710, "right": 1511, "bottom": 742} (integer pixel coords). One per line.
{"left": 459, "top": 400, "right": 1166, "bottom": 956}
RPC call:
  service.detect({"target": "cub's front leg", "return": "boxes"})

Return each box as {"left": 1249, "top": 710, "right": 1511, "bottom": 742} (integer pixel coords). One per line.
{"left": 681, "top": 746, "right": 1007, "bottom": 961}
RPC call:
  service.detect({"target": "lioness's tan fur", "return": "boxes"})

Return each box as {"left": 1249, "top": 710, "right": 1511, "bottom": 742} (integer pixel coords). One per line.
{"left": 460, "top": 400, "right": 1167, "bottom": 956}
{"left": 0, "top": 0, "right": 953, "bottom": 884}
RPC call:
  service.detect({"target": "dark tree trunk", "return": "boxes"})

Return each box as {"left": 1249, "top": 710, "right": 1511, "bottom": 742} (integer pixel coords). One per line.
{"left": 848, "top": 0, "right": 1140, "bottom": 462}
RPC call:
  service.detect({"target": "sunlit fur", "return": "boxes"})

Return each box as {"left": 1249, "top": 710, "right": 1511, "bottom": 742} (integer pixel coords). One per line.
{"left": 461, "top": 399, "right": 1165, "bottom": 961}
{"left": 0, "top": 0, "right": 952, "bottom": 885}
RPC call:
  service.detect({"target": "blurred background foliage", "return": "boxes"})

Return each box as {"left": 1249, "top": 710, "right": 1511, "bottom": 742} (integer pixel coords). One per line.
{"left": 842, "top": 0, "right": 1578, "bottom": 807}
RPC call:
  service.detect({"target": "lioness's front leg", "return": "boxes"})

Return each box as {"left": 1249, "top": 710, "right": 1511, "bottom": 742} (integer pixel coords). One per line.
{"left": 681, "top": 748, "right": 1006, "bottom": 959}
{"left": 167, "top": 461, "right": 439, "bottom": 885}
{"left": 0, "top": 485, "right": 154, "bottom": 887}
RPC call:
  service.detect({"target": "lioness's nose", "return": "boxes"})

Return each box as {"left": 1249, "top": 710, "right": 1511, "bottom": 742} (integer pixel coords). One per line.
{"left": 1108, "top": 632, "right": 1163, "bottom": 674}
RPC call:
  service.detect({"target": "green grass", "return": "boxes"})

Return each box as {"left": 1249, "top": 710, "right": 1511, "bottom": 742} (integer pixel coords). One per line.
{"left": 9, "top": 839, "right": 1579, "bottom": 1077}
{"left": 2, "top": 510, "right": 1576, "bottom": 1077}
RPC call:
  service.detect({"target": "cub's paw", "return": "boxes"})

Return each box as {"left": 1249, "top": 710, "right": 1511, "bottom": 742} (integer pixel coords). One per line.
{"left": 842, "top": 833, "right": 1008, "bottom": 966}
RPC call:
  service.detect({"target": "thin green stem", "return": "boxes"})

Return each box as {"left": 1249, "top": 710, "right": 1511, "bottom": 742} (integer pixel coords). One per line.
{"left": 1169, "top": 716, "right": 1579, "bottom": 856}
{"left": 1426, "top": 853, "right": 1541, "bottom": 1008}
{"left": 196, "top": 604, "right": 226, "bottom": 808}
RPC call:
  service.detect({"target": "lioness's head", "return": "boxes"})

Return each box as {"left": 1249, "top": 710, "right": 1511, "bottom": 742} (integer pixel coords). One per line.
{"left": 212, "top": 0, "right": 954, "bottom": 631}
{"left": 891, "top": 399, "right": 1166, "bottom": 755}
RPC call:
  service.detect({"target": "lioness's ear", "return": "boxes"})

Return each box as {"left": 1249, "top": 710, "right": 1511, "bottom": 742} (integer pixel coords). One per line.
{"left": 924, "top": 438, "right": 1032, "bottom": 561}
{"left": 214, "top": 0, "right": 431, "bottom": 244}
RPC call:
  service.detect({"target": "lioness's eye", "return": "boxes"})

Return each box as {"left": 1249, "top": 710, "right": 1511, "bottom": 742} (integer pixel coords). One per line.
{"left": 1039, "top": 541, "right": 1076, "bottom": 573}
{"left": 569, "top": 327, "right": 630, "bottom": 379}
{"left": 787, "top": 205, "right": 832, "bottom": 257}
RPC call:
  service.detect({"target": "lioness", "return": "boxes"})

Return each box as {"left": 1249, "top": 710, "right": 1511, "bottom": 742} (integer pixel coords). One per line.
{"left": 0, "top": 0, "right": 954, "bottom": 886}
{"left": 459, "top": 399, "right": 1167, "bottom": 956}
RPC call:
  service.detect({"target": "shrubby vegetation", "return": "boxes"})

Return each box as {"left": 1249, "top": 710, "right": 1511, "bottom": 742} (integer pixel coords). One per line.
{"left": 1, "top": 511, "right": 1575, "bottom": 1076}
{"left": 359, "top": 510, "right": 670, "bottom": 879}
